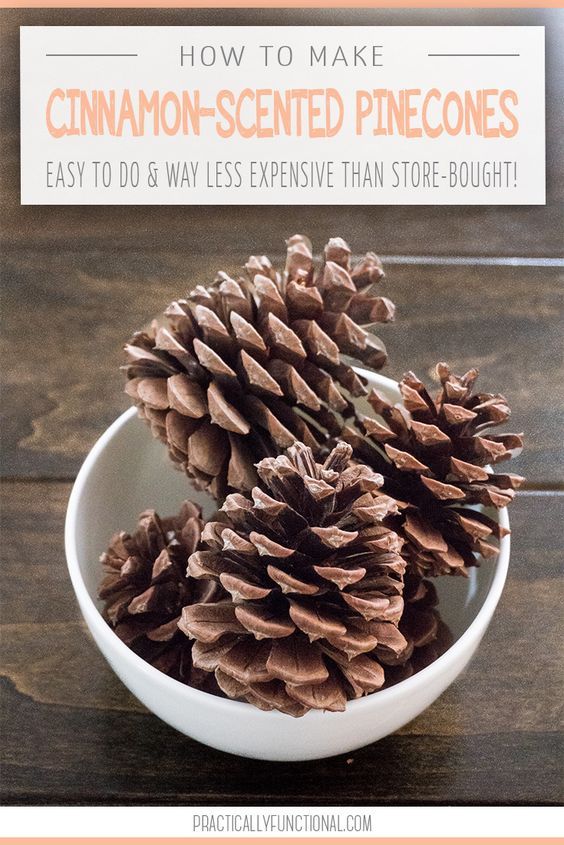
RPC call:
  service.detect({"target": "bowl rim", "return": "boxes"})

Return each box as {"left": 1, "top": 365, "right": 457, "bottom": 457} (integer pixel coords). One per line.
{"left": 65, "top": 375, "right": 510, "bottom": 721}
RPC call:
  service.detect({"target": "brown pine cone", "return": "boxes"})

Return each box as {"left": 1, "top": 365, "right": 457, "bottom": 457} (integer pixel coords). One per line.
{"left": 342, "top": 363, "right": 524, "bottom": 577}
{"left": 384, "top": 576, "right": 454, "bottom": 686}
{"left": 123, "top": 235, "right": 394, "bottom": 499}
{"left": 99, "top": 501, "right": 221, "bottom": 689}
{"left": 178, "top": 441, "right": 410, "bottom": 717}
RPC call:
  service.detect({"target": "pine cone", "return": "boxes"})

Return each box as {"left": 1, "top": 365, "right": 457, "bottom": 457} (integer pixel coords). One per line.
{"left": 99, "top": 501, "right": 220, "bottom": 689}
{"left": 343, "top": 363, "right": 524, "bottom": 577}
{"left": 179, "top": 441, "right": 410, "bottom": 717}
{"left": 385, "top": 576, "right": 454, "bottom": 686}
{"left": 123, "top": 236, "right": 394, "bottom": 499}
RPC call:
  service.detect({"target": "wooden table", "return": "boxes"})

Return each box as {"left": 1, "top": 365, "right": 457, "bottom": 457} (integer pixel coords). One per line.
{"left": 1, "top": 7, "right": 563, "bottom": 806}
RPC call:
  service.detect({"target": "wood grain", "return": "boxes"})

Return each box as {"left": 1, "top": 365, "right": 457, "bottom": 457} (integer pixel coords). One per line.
{"left": 2, "top": 680, "right": 560, "bottom": 806}
{"left": 1, "top": 8, "right": 563, "bottom": 257}
{"left": 1, "top": 484, "right": 562, "bottom": 804}
{"left": 2, "top": 251, "right": 561, "bottom": 483}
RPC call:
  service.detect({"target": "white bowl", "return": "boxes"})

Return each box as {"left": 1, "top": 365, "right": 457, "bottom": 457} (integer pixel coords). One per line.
{"left": 65, "top": 371, "right": 509, "bottom": 761}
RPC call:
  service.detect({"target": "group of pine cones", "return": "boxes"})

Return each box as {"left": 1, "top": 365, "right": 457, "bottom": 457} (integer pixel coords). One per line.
{"left": 100, "top": 235, "right": 523, "bottom": 716}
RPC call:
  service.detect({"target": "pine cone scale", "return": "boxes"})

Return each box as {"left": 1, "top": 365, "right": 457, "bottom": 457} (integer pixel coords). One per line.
{"left": 235, "top": 603, "right": 296, "bottom": 639}
{"left": 286, "top": 674, "right": 347, "bottom": 712}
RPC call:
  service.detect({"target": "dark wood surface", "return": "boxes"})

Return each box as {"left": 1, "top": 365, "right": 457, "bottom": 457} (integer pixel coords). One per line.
{"left": 1, "top": 6, "right": 563, "bottom": 807}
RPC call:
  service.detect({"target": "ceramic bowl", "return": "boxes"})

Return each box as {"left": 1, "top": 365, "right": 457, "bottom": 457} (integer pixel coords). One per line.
{"left": 65, "top": 371, "right": 510, "bottom": 761}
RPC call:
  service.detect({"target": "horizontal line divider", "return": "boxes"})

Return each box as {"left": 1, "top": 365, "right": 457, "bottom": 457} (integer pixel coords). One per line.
{"left": 428, "top": 53, "right": 521, "bottom": 57}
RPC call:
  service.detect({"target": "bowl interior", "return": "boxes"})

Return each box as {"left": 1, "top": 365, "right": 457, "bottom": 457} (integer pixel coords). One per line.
{"left": 73, "top": 376, "right": 500, "bottom": 644}
{"left": 75, "top": 410, "right": 217, "bottom": 603}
